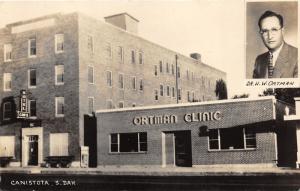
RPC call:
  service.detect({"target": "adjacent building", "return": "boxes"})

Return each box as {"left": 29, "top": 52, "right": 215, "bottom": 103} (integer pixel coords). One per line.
{"left": 0, "top": 12, "right": 226, "bottom": 167}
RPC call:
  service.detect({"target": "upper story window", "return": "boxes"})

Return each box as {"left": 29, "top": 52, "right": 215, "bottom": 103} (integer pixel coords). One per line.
{"left": 154, "top": 65, "right": 158, "bottom": 76}
{"left": 166, "top": 62, "right": 169, "bottom": 73}
{"left": 55, "top": 65, "right": 64, "bottom": 85}
{"left": 28, "top": 38, "right": 36, "bottom": 57}
{"left": 106, "top": 71, "right": 112, "bottom": 87}
{"left": 177, "top": 66, "right": 181, "bottom": 78}
{"left": 131, "top": 50, "right": 135, "bottom": 64}
{"left": 28, "top": 69, "right": 37, "bottom": 88}
{"left": 178, "top": 88, "right": 181, "bottom": 100}
{"left": 166, "top": 86, "right": 170, "bottom": 97}
{"left": 3, "top": 102, "right": 12, "bottom": 120}
{"left": 106, "top": 42, "right": 112, "bottom": 59}
{"left": 208, "top": 128, "right": 257, "bottom": 150}
{"left": 159, "top": 61, "right": 163, "bottom": 73}
{"left": 187, "top": 91, "right": 190, "bottom": 102}
{"left": 132, "top": 76, "right": 136, "bottom": 90}
{"left": 118, "top": 73, "right": 124, "bottom": 89}
{"left": 160, "top": 84, "right": 164, "bottom": 96}
{"left": 29, "top": 100, "right": 37, "bottom": 117}
{"left": 87, "top": 35, "right": 94, "bottom": 53}
{"left": 4, "top": 44, "right": 12, "bottom": 62}
{"left": 171, "top": 64, "right": 174, "bottom": 75}
{"left": 3, "top": 73, "right": 12, "bottom": 91}
{"left": 55, "top": 97, "right": 64, "bottom": 117}
{"left": 172, "top": 87, "right": 175, "bottom": 97}
{"left": 55, "top": 34, "right": 64, "bottom": 53}
{"left": 139, "top": 79, "right": 143, "bottom": 91}
{"left": 117, "top": 46, "right": 124, "bottom": 64}
{"left": 139, "top": 51, "right": 143, "bottom": 64}
{"left": 88, "top": 97, "right": 94, "bottom": 114}
{"left": 154, "top": 90, "right": 158, "bottom": 101}
{"left": 88, "top": 66, "right": 94, "bottom": 84}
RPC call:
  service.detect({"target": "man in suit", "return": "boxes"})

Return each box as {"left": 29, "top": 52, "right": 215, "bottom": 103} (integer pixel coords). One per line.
{"left": 253, "top": 10, "right": 298, "bottom": 78}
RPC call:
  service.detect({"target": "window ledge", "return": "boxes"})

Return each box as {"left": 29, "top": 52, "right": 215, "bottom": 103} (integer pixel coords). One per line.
{"left": 109, "top": 151, "right": 147, "bottom": 155}
{"left": 208, "top": 148, "right": 256, "bottom": 152}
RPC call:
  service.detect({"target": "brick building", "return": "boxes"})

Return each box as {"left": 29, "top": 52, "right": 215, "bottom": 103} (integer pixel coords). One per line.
{"left": 95, "top": 96, "right": 299, "bottom": 168}
{"left": 0, "top": 12, "right": 225, "bottom": 167}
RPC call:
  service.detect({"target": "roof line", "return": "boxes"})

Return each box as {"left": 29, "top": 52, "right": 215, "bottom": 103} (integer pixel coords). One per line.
{"left": 104, "top": 12, "right": 139, "bottom": 22}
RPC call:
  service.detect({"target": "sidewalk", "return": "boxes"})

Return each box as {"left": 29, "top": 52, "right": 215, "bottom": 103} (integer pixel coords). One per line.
{"left": 1, "top": 165, "right": 300, "bottom": 176}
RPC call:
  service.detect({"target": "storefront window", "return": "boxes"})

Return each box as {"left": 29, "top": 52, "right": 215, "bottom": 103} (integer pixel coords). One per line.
{"left": 208, "top": 127, "right": 256, "bottom": 150}
{"left": 110, "top": 132, "right": 147, "bottom": 153}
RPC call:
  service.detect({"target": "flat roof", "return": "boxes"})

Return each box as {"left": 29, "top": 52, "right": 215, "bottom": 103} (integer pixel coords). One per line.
{"left": 104, "top": 12, "right": 139, "bottom": 22}
{"left": 96, "top": 96, "right": 276, "bottom": 114}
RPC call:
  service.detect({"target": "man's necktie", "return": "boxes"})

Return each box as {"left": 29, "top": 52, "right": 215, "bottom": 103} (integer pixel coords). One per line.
{"left": 268, "top": 51, "right": 274, "bottom": 78}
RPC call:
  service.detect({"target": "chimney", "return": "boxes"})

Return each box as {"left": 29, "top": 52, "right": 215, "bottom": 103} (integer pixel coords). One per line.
{"left": 104, "top": 13, "right": 139, "bottom": 34}
{"left": 190, "top": 53, "right": 201, "bottom": 62}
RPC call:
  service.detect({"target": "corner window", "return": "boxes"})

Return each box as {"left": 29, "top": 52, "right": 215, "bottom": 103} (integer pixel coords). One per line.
{"left": 88, "top": 97, "right": 94, "bottom": 114}
{"left": 55, "top": 34, "right": 64, "bottom": 53}
{"left": 28, "top": 38, "right": 36, "bottom": 57}
{"left": 88, "top": 66, "right": 94, "bottom": 84}
{"left": 4, "top": 44, "right": 12, "bottom": 62}
{"left": 29, "top": 100, "right": 37, "bottom": 117}
{"left": 110, "top": 132, "right": 147, "bottom": 153}
{"left": 106, "top": 71, "right": 112, "bottom": 87}
{"left": 208, "top": 128, "right": 257, "bottom": 150}
{"left": 28, "top": 69, "right": 37, "bottom": 88}
{"left": 3, "top": 73, "right": 12, "bottom": 91}
{"left": 118, "top": 73, "right": 124, "bottom": 89}
{"left": 3, "top": 102, "right": 12, "bottom": 120}
{"left": 55, "top": 65, "right": 64, "bottom": 85}
{"left": 55, "top": 97, "right": 64, "bottom": 117}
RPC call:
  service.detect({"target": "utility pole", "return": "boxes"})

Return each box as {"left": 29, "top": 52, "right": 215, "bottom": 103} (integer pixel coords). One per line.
{"left": 175, "top": 54, "right": 179, "bottom": 104}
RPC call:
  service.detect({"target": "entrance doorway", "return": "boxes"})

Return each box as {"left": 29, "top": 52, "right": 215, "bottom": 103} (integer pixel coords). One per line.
{"left": 162, "top": 131, "right": 192, "bottom": 167}
{"left": 28, "top": 135, "right": 38, "bottom": 166}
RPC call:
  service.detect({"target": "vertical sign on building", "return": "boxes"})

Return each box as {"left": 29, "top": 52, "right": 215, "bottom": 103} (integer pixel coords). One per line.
{"left": 17, "top": 89, "right": 29, "bottom": 118}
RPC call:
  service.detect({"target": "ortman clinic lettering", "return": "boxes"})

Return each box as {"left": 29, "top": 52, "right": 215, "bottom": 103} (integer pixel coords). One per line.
{"left": 133, "top": 111, "right": 221, "bottom": 125}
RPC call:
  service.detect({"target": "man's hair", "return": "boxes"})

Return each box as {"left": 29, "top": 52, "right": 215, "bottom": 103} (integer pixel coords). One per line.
{"left": 258, "top": 10, "right": 284, "bottom": 29}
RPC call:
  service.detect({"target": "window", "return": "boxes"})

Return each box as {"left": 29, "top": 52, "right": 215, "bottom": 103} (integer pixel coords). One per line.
{"left": 178, "top": 89, "right": 181, "bottom": 100}
{"left": 131, "top": 50, "right": 135, "bottom": 64}
{"left": 132, "top": 76, "right": 136, "bottom": 90}
{"left": 187, "top": 91, "right": 190, "bottom": 102}
{"left": 55, "top": 97, "right": 64, "bottom": 117}
{"left": 87, "top": 35, "right": 94, "bottom": 52}
{"left": 110, "top": 132, "right": 147, "bottom": 153}
{"left": 132, "top": 103, "right": 136, "bottom": 107}
{"left": 192, "top": 92, "right": 195, "bottom": 102}
{"left": 166, "top": 86, "right": 170, "bottom": 97}
{"left": 106, "top": 71, "right": 112, "bottom": 87}
{"left": 118, "top": 101, "right": 124, "bottom": 108}
{"left": 154, "top": 65, "right": 158, "bottom": 76}
{"left": 106, "top": 42, "right": 112, "bottom": 59}
{"left": 139, "top": 51, "right": 143, "bottom": 64}
{"left": 172, "top": 87, "right": 175, "bottom": 97}
{"left": 171, "top": 64, "right": 174, "bottom": 75}
{"left": 3, "top": 102, "right": 12, "bottom": 120}
{"left": 159, "top": 61, "right": 163, "bottom": 73}
{"left": 50, "top": 133, "right": 68, "bottom": 156}
{"left": 28, "top": 38, "right": 36, "bottom": 57}
{"left": 106, "top": 100, "right": 113, "bottom": 109}
{"left": 55, "top": 65, "right": 64, "bottom": 85}
{"left": 88, "top": 66, "right": 94, "bottom": 84}
{"left": 29, "top": 100, "right": 37, "bottom": 117}
{"left": 117, "top": 46, "right": 124, "bottom": 64}
{"left": 166, "top": 62, "right": 169, "bottom": 73}
{"left": 160, "top": 84, "right": 164, "bottom": 96}
{"left": 0, "top": 136, "right": 15, "bottom": 157}
{"left": 154, "top": 90, "right": 158, "bottom": 100}
{"left": 55, "top": 34, "right": 64, "bottom": 53}
{"left": 186, "top": 69, "right": 190, "bottom": 80}
{"left": 3, "top": 73, "right": 12, "bottom": 91}
{"left": 88, "top": 97, "right": 94, "bottom": 114}
{"left": 139, "top": 79, "right": 143, "bottom": 91}
{"left": 177, "top": 66, "right": 180, "bottom": 78}
{"left": 4, "top": 44, "right": 12, "bottom": 62}
{"left": 208, "top": 128, "right": 257, "bottom": 150}
{"left": 118, "top": 73, "right": 124, "bottom": 89}
{"left": 28, "top": 69, "right": 37, "bottom": 88}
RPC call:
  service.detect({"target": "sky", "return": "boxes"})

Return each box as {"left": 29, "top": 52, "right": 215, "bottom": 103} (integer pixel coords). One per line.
{"left": 0, "top": 0, "right": 290, "bottom": 98}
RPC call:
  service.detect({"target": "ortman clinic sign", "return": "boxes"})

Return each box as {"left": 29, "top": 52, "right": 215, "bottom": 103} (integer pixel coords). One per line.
{"left": 133, "top": 111, "right": 221, "bottom": 126}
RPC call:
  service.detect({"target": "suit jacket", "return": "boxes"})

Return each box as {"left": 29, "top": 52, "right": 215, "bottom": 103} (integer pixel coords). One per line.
{"left": 253, "top": 43, "right": 298, "bottom": 78}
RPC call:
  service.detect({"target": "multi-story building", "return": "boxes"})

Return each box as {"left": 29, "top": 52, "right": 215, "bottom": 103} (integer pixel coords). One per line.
{"left": 0, "top": 12, "right": 226, "bottom": 167}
